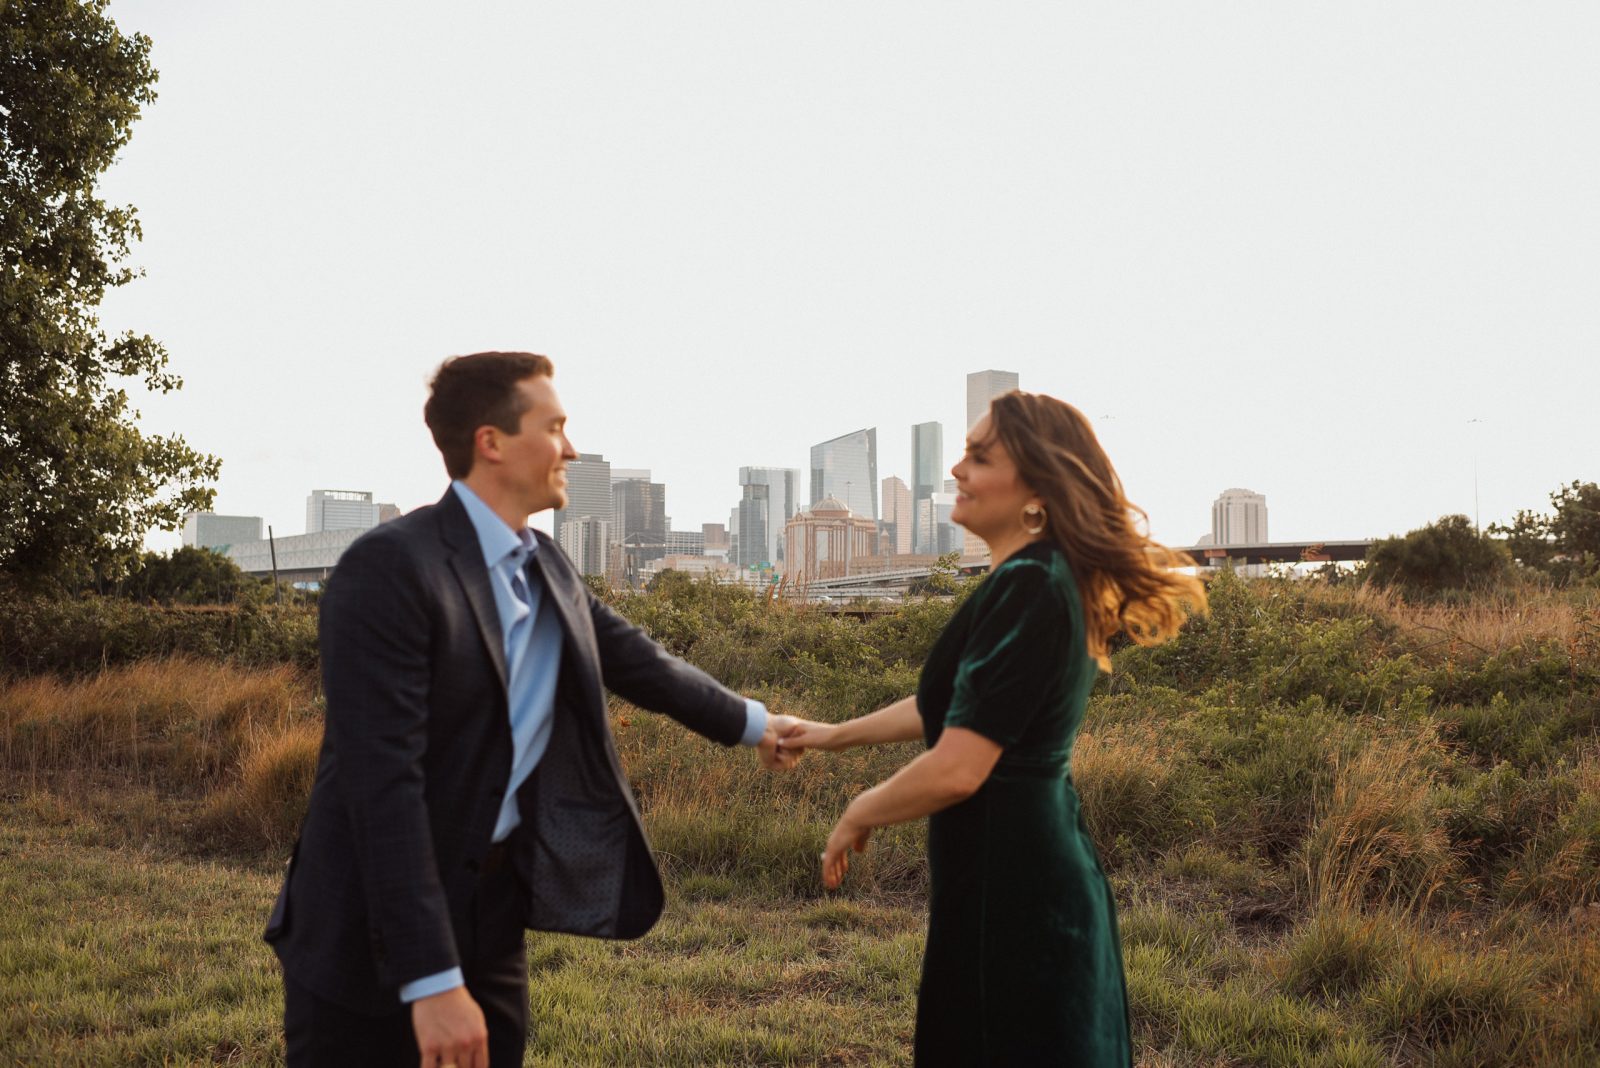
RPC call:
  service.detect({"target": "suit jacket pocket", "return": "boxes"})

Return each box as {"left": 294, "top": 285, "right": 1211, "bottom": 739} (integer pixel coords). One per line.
{"left": 526, "top": 799, "right": 629, "bottom": 937}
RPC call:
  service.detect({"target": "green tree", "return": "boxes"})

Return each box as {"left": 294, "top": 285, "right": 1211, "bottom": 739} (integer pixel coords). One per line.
{"left": 1491, "top": 481, "right": 1600, "bottom": 581}
{"left": 1, "top": 0, "right": 218, "bottom": 590}
{"left": 117, "top": 546, "right": 268, "bottom": 604}
{"left": 1364, "top": 514, "right": 1510, "bottom": 597}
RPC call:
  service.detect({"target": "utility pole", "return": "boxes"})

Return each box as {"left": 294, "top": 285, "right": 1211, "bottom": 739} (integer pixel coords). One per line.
{"left": 268, "top": 524, "right": 282, "bottom": 604}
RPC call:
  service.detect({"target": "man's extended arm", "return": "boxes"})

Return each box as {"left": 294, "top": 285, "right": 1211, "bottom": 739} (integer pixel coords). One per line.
{"left": 584, "top": 591, "right": 754, "bottom": 745}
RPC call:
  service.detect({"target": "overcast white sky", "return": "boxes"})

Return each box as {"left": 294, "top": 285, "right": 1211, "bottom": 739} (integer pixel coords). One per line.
{"left": 100, "top": 2, "right": 1598, "bottom": 550}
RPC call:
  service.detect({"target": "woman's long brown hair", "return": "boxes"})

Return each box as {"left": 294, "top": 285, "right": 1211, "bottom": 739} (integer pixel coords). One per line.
{"left": 985, "top": 391, "right": 1207, "bottom": 671}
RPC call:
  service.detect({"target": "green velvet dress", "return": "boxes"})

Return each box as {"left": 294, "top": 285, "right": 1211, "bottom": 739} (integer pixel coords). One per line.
{"left": 913, "top": 540, "right": 1131, "bottom": 1067}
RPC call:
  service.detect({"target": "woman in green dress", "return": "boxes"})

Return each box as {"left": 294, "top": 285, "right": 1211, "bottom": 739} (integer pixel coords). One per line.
{"left": 780, "top": 391, "right": 1205, "bottom": 1066}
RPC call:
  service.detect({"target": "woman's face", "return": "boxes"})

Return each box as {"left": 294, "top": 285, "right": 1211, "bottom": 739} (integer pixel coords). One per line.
{"left": 949, "top": 414, "right": 1041, "bottom": 541}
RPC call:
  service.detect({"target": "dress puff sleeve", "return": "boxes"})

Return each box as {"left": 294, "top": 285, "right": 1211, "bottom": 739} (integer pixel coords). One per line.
{"left": 943, "top": 559, "right": 1070, "bottom": 749}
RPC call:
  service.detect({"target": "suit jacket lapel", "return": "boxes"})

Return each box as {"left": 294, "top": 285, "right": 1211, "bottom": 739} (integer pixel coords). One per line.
{"left": 528, "top": 546, "right": 596, "bottom": 699}
{"left": 531, "top": 546, "right": 588, "bottom": 655}
{"left": 437, "top": 489, "right": 509, "bottom": 692}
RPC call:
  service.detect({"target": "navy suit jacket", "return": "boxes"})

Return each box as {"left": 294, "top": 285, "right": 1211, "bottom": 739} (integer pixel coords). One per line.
{"left": 264, "top": 488, "right": 747, "bottom": 1014}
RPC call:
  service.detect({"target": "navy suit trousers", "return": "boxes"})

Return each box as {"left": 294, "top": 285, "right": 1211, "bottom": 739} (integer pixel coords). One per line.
{"left": 284, "top": 854, "right": 530, "bottom": 1067}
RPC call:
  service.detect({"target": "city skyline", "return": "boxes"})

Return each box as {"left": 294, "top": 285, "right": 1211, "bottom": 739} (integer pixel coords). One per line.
{"left": 107, "top": 4, "right": 1596, "bottom": 558}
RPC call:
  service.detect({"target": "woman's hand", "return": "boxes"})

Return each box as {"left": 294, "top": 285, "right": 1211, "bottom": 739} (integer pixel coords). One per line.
{"left": 821, "top": 809, "right": 872, "bottom": 889}
{"left": 777, "top": 718, "right": 844, "bottom": 756}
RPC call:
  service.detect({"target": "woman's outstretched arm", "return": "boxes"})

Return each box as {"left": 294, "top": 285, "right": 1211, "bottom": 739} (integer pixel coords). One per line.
{"left": 821, "top": 726, "right": 1003, "bottom": 888}
{"left": 778, "top": 694, "right": 923, "bottom": 754}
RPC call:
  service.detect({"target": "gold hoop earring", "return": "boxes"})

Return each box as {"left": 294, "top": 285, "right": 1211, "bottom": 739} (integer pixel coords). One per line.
{"left": 1021, "top": 504, "right": 1047, "bottom": 536}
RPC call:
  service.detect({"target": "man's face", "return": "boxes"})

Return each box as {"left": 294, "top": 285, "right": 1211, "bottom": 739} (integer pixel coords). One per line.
{"left": 492, "top": 375, "right": 576, "bottom": 516}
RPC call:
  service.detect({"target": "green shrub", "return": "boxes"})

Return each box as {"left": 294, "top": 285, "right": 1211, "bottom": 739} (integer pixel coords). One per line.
{"left": 0, "top": 594, "right": 318, "bottom": 678}
{"left": 1364, "top": 515, "right": 1511, "bottom": 599}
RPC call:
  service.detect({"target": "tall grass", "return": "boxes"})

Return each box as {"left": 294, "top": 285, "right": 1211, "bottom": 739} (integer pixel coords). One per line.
{"left": 0, "top": 658, "right": 321, "bottom": 851}
{"left": 1298, "top": 730, "right": 1458, "bottom": 912}
{"left": 3, "top": 571, "right": 1600, "bottom": 1065}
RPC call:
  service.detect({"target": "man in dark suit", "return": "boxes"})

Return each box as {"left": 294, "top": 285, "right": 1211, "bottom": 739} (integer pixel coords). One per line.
{"left": 265, "top": 351, "right": 795, "bottom": 1067}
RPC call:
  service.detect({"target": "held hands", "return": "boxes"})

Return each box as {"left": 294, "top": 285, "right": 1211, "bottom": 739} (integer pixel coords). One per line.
{"left": 773, "top": 717, "right": 844, "bottom": 757}
{"left": 758, "top": 714, "right": 848, "bottom": 769}
{"left": 757, "top": 714, "right": 803, "bottom": 770}
{"left": 411, "top": 986, "right": 488, "bottom": 1068}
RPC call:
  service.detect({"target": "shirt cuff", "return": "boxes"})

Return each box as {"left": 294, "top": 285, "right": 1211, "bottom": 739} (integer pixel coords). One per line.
{"left": 739, "top": 698, "right": 769, "bottom": 747}
{"left": 399, "top": 967, "right": 465, "bottom": 1003}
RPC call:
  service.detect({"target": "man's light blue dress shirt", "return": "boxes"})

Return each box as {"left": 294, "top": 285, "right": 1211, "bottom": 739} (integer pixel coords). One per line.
{"left": 400, "top": 482, "right": 768, "bottom": 1002}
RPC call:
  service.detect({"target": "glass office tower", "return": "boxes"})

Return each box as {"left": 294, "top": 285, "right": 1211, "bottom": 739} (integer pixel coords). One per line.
{"left": 910, "top": 421, "right": 943, "bottom": 553}
{"left": 809, "top": 428, "right": 877, "bottom": 521}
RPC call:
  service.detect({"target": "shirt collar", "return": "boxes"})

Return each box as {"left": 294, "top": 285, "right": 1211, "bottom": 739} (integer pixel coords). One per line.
{"left": 451, "top": 480, "right": 536, "bottom": 571}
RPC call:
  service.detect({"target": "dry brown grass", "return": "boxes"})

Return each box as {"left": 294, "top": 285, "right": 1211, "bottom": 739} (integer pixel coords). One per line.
{"left": 1356, "top": 583, "right": 1600, "bottom": 667}
{"left": 207, "top": 719, "right": 323, "bottom": 850}
{"left": 1299, "top": 729, "right": 1460, "bottom": 913}
{"left": 0, "top": 657, "right": 318, "bottom": 793}
{"left": 1074, "top": 725, "right": 1198, "bottom": 864}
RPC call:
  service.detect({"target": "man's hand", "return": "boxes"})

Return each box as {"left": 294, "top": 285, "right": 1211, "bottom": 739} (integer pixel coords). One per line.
{"left": 411, "top": 986, "right": 488, "bottom": 1068}
{"left": 757, "top": 713, "right": 802, "bottom": 770}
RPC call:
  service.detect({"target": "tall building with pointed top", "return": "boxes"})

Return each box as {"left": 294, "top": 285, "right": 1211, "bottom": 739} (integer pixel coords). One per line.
{"left": 809, "top": 429, "right": 877, "bottom": 521}
{"left": 966, "top": 369, "right": 1020, "bottom": 432}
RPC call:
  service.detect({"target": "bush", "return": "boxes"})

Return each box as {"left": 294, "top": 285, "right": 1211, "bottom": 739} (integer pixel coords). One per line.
{"left": 0, "top": 594, "right": 318, "bottom": 678}
{"left": 112, "top": 546, "right": 276, "bottom": 605}
{"left": 1364, "top": 515, "right": 1511, "bottom": 599}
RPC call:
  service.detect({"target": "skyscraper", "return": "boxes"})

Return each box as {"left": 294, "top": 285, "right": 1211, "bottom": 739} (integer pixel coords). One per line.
{"left": 737, "top": 466, "right": 800, "bottom": 569}
{"left": 881, "top": 476, "right": 913, "bottom": 555}
{"left": 612, "top": 474, "right": 666, "bottom": 547}
{"left": 966, "top": 369, "right": 1020, "bottom": 431}
{"left": 306, "top": 490, "right": 380, "bottom": 533}
{"left": 917, "top": 492, "right": 962, "bottom": 555}
{"left": 552, "top": 453, "right": 611, "bottom": 547}
{"left": 911, "top": 422, "right": 943, "bottom": 554}
{"left": 1212, "top": 488, "right": 1268, "bottom": 546}
{"left": 809, "top": 429, "right": 877, "bottom": 521}
{"left": 557, "top": 515, "right": 610, "bottom": 577}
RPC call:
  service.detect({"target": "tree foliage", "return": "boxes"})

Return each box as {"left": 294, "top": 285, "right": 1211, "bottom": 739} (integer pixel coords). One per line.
{"left": 116, "top": 546, "right": 270, "bottom": 605}
{"left": 1, "top": 0, "right": 218, "bottom": 590}
{"left": 1489, "top": 481, "right": 1600, "bottom": 583}
{"left": 1364, "top": 514, "right": 1510, "bottom": 598}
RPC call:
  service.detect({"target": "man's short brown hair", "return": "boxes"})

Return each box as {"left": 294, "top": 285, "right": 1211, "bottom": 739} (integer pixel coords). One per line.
{"left": 424, "top": 351, "right": 554, "bottom": 479}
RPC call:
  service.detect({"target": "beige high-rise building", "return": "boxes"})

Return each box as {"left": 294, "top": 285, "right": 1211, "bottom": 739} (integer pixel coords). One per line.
{"left": 966, "top": 369, "right": 1020, "bottom": 432}
{"left": 783, "top": 497, "right": 877, "bottom": 585}
{"left": 881, "top": 476, "right": 913, "bottom": 555}
{"left": 1212, "top": 488, "right": 1268, "bottom": 546}
{"left": 558, "top": 515, "right": 610, "bottom": 577}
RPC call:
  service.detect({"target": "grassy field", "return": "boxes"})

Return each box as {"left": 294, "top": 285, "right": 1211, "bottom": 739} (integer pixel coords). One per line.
{"left": 2, "top": 572, "right": 1598, "bottom": 1065}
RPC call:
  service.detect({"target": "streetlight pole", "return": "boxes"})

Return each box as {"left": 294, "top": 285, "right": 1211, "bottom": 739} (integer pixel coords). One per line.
{"left": 1467, "top": 418, "right": 1485, "bottom": 533}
